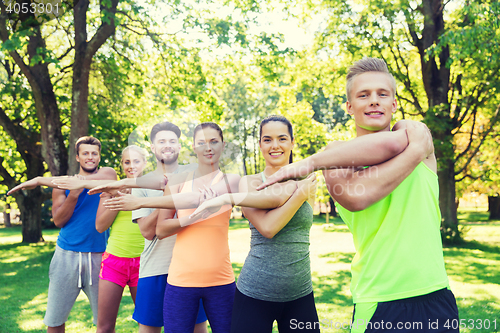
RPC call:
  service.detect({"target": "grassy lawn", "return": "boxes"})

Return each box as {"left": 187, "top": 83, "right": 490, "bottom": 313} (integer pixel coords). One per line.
{"left": 1, "top": 210, "right": 499, "bottom": 332}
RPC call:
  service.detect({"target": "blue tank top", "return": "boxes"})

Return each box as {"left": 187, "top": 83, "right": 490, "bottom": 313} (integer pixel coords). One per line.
{"left": 57, "top": 189, "right": 106, "bottom": 252}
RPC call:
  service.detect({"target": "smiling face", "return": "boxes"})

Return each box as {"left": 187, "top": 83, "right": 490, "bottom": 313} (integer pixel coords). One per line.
{"left": 193, "top": 127, "right": 224, "bottom": 166}
{"left": 122, "top": 149, "right": 147, "bottom": 178}
{"left": 259, "top": 121, "right": 294, "bottom": 168}
{"left": 151, "top": 130, "right": 181, "bottom": 165}
{"left": 76, "top": 144, "right": 101, "bottom": 174}
{"left": 346, "top": 71, "right": 397, "bottom": 135}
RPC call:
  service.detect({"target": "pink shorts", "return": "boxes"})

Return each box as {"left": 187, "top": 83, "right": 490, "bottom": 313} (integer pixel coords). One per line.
{"left": 100, "top": 252, "right": 140, "bottom": 288}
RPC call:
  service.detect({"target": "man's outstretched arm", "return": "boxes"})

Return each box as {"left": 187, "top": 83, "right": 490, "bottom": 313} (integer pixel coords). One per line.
{"left": 257, "top": 126, "right": 410, "bottom": 190}
{"left": 324, "top": 121, "right": 434, "bottom": 211}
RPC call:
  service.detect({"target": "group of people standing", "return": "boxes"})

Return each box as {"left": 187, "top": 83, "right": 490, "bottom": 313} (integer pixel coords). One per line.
{"left": 9, "top": 58, "right": 459, "bottom": 333}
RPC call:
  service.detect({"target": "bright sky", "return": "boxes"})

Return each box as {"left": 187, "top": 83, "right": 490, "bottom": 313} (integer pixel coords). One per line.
{"left": 147, "top": 0, "right": 322, "bottom": 56}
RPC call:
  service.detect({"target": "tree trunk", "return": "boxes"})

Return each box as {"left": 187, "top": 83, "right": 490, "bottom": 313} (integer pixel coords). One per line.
{"left": 437, "top": 158, "right": 459, "bottom": 243}
{"left": 3, "top": 203, "right": 11, "bottom": 227}
{"left": 12, "top": 189, "right": 45, "bottom": 242}
{"left": 417, "top": 0, "right": 459, "bottom": 243}
{"left": 68, "top": 0, "right": 91, "bottom": 174}
{"left": 68, "top": 0, "right": 119, "bottom": 174}
{"left": 489, "top": 196, "right": 500, "bottom": 220}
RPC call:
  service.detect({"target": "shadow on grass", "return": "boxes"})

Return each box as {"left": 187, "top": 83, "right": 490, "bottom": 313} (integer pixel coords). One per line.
{"left": 319, "top": 252, "right": 354, "bottom": 264}
{"left": 0, "top": 239, "right": 108, "bottom": 332}
{"left": 312, "top": 270, "right": 352, "bottom": 307}
{"left": 450, "top": 239, "right": 500, "bottom": 254}
{"left": 229, "top": 221, "right": 249, "bottom": 231}
{"left": 456, "top": 298, "right": 500, "bottom": 333}
{"left": 313, "top": 215, "right": 345, "bottom": 225}
{"left": 444, "top": 242, "right": 500, "bottom": 285}
{"left": 0, "top": 241, "right": 55, "bottom": 332}
{"left": 321, "top": 226, "right": 351, "bottom": 233}
{"left": 458, "top": 210, "right": 491, "bottom": 223}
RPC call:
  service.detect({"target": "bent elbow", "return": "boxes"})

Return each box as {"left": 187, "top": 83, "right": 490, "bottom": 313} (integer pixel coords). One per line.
{"left": 53, "top": 218, "right": 65, "bottom": 228}
{"left": 259, "top": 225, "right": 277, "bottom": 239}
{"left": 96, "top": 226, "right": 106, "bottom": 234}
{"left": 338, "top": 196, "right": 369, "bottom": 212}
{"left": 141, "top": 230, "right": 155, "bottom": 241}
{"left": 261, "top": 230, "right": 275, "bottom": 239}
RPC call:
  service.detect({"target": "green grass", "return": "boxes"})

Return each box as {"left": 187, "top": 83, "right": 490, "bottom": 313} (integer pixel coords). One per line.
{"left": 1, "top": 209, "right": 499, "bottom": 332}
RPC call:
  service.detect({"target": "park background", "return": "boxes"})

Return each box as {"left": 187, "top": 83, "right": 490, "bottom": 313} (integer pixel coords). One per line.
{"left": 0, "top": 0, "right": 499, "bottom": 331}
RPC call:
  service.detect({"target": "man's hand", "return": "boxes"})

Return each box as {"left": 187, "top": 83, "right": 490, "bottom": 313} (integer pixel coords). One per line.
{"left": 189, "top": 194, "right": 227, "bottom": 220}
{"left": 7, "top": 177, "right": 40, "bottom": 195}
{"left": 52, "top": 177, "right": 86, "bottom": 190}
{"left": 102, "top": 191, "right": 141, "bottom": 211}
{"left": 199, "top": 185, "right": 218, "bottom": 204}
{"left": 405, "top": 121, "right": 434, "bottom": 160}
{"left": 88, "top": 180, "right": 126, "bottom": 196}
{"left": 296, "top": 173, "right": 317, "bottom": 201}
{"left": 256, "top": 158, "right": 314, "bottom": 191}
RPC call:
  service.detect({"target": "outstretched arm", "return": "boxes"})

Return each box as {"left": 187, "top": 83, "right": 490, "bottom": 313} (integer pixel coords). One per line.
{"left": 8, "top": 167, "right": 117, "bottom": 195}
{"left": 241, "top": 174, "right": 317, "bottom": 239}
{"left": 88, "top": 170, "right": 170, "bottom": 195}
{"left": 7, "top": 177, "right": 63, "bottom": 195}
{"left": 103, "top": 190, "right": 201, "bottom": 211}
{"left": 324, "top": 120, "right": 434, "bottom": 211}
{"left": 189, "top": 178, "right": 300, "bottom": 219}
{"left": 156, "top": 181, "right": 226, "bottom": 239}
{"left": 103, "top": 173, "right": 241, "bottom": 211}
{"left": 257, "top": 127, "right": 409, "bottom": 189}
{"left": 52, "top": 178, "right": 119, "bottom": 191}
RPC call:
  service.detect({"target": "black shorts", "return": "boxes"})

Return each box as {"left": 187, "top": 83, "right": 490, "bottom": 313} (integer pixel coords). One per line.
{"left": 355, "top": 288, "right": 460, "bottom": 333}
{"left": 231, "top": 287, "right": 320, "bottom": 333}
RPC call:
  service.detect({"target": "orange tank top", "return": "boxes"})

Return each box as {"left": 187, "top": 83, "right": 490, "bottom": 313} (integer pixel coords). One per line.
{"left": 167, "top": 171, "right": 235, "bottom": 287}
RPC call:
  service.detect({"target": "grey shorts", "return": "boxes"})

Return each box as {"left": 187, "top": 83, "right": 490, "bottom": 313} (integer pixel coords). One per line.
{"left": 43, "top": 245, "right": 103, "bottom": 327}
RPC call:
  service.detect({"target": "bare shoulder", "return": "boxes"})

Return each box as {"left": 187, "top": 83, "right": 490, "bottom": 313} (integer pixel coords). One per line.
{"left": 97, "top": 167, "right": 117, "bottom": 179}
{"left": 223, "top": 173, "right": 241, "bottom": 192}
{"left": 240, "top": 174, "right": 261, "bottom": 192}
{"left": 225, "top": 173, "right": 241, "bottom": 183}
{"left": 167, "top": 172, "right": 189, "bottom": 186}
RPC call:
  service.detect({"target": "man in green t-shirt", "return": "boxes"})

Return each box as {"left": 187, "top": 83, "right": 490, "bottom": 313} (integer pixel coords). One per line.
{"left": 260, "top": 58, "right": 459, "bottom": 333}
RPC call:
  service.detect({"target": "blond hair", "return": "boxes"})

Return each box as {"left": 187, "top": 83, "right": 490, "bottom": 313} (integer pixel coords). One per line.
{"left": 346, "top": 58, "right": 396, "bottom": 101}
{"left": 121, "top": 145, "right": 148, "bottom": 163}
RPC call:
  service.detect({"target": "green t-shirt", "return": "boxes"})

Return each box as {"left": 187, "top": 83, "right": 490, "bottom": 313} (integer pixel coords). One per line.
{"left": 106, "top": 210, "right": 144, "bottom": 258}
{"left": 336, "top": 162, "right": 449, "bottom": 303}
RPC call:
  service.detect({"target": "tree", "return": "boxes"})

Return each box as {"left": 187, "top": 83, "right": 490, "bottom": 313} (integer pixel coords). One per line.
{"left": 456, "top": 125, "right": 500, "bottom": 220}
{"left": 0, "top": 0, "right": 122, "bottom": 242}
{"left": 308, "top": 0, "right": 500, "bottom": 243}
{"left": 1, "top": 0, "right": 234, "bottom": 241}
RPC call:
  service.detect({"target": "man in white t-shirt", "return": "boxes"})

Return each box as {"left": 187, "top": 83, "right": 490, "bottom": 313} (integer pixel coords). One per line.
{"left": 130, "top": 122, "right": 206, "bottom": 333}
